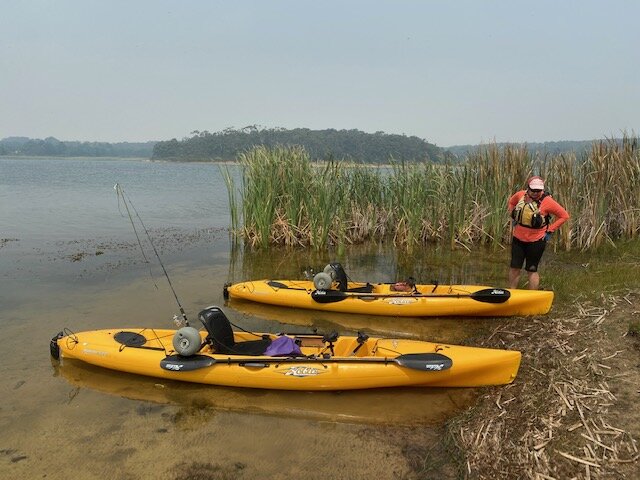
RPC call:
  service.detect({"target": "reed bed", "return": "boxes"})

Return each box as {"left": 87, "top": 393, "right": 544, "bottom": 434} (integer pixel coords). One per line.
{"left": 224, "top": 135, "right": 640, "bottom": 251}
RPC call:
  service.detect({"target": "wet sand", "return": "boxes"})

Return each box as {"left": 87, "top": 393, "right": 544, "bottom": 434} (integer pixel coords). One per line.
{"left": 0, "top": 233, "right": 483, "bottom": 479}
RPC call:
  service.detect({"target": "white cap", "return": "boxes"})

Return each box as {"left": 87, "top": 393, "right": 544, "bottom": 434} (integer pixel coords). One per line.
{"left": 528, "top": 177, "right": 544, "bottom": 190}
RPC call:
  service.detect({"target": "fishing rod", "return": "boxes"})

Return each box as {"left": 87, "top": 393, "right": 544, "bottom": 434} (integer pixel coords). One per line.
{"left": 114, "top": 183, "right": 189, "bottom": 327}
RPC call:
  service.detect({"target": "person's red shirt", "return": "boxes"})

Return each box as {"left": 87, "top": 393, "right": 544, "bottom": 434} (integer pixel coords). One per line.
{"left": 508, "top": 190, "right": 570, "bottom": 242}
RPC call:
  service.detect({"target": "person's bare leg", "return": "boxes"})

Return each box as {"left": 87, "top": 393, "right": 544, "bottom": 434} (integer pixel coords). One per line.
{"left": 527, "top": 271, "right": 540, "bottom": 290}
{"left": 508, "top": 268, "right": 521, "bottom": 289}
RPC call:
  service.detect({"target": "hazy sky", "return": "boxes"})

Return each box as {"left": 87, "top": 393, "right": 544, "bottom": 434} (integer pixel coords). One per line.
{"left": 1, "top": 1, "right": 638, "bottom": 147}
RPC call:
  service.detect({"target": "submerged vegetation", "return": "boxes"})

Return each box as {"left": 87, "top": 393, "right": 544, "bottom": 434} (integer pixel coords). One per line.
{"left": 223, "top": 135, "right": 640, "bottom": 251}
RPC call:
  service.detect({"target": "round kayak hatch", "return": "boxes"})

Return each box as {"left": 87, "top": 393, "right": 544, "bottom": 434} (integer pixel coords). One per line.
{"left": 114, "top": 331, "right": 147, "bottom": 347}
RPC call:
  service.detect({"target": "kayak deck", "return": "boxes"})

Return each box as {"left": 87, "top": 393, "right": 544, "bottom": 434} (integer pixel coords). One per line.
{"left": 51, "top": 307, "right": 522, "bottom": 391}
{"left": 225, "top": 279, "right": 554, "bottom": 317}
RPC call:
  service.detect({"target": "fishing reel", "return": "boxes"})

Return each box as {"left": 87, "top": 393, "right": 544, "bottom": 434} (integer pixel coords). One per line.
{"left": 173, "top": 314, "right": 189, "bottom": 328}
{"left": 303, "top": 267, "right": 315, "bottom": 280}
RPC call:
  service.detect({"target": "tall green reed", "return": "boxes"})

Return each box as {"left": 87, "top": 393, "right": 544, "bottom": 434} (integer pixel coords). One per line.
{"left": 219, "top": 164, "right": 240, "bottom": 233}
{"left": 464, "top": 143, "right": 533, "bottom": 247}
{"left": 225, "top": 134, "right": 640, "bottom": 251}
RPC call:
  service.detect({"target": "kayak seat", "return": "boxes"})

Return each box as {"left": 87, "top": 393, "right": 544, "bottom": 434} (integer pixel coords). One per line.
{"left": 198, "top": 306, "right": 271, "bottom": 355}
{"left": 346, "top": 283, "right": 373, "bottom": 294}
{"left": 328, "top": 262, "right": 348, "bottom": 291}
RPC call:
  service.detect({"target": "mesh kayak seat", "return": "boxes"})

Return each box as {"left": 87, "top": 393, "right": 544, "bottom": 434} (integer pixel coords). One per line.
{"left": 198, "top": 306, "right": 271, "bottom": 355}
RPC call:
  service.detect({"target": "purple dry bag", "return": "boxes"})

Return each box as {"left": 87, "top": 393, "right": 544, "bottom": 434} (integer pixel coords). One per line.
{"left": 264, "top": 336, "right": 302, "bottom": 356}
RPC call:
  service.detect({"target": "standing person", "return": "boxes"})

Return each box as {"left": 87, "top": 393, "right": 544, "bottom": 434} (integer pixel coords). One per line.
{"left": 508, "top": 176, "right": 569, "bottom": 290}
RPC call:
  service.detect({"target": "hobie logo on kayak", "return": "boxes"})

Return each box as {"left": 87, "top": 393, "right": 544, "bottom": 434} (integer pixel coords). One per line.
{"left": 387, "top": 298, "right": 417, "bottom": 305}
{"left": 491, "top": 289, "right": 506, "bottom": 295}
{"left": 164, "top": 363, "right": 184, "bottom": 371}
{"left": 425, "top": 363, "right": 446, "bottom": 371}
{"left": 282, "top": 366, "right": 323, "bottom": 377}
{"left": 83, "top": 348, "right": 108, "bottom": 357}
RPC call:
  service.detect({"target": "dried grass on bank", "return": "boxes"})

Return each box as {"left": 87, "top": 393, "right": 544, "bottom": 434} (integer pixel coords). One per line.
{"left": 450, "top": 291, "right": 639, "bottom": 479}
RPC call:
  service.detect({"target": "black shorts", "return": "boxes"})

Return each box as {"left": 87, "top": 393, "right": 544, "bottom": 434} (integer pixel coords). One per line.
{"left": 510, "top": 237, "right": 547, "bottom": 272}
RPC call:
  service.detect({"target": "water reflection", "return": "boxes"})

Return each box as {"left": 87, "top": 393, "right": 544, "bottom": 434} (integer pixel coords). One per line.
{"left": 227, "top": 241, "right": 510, "bottom": 288}
{"left": 54, "top": 358, "right": 476, "bottom": 427}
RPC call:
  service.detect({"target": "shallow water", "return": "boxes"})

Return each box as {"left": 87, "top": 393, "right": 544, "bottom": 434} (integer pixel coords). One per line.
{"left": 2, "top": 244, "right": 487, "bottom": 479}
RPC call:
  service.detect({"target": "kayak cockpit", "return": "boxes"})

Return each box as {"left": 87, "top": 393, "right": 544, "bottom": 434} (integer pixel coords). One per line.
{"left": 199, "top": 306, "right": 271, "bottom": 355}
{"left": 197, "top": 306, "right": 375, "bottom": 358}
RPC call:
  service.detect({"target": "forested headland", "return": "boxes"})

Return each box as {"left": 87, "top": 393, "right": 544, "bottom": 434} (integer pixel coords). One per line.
{"left": 151, "top": 126, "right": 450, "bottom": 163}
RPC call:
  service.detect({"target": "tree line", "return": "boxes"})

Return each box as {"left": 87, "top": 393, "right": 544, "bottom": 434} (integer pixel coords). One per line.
{"left": 151, "top": 126, "right": 451, "bottom": 163}
{"left": 4, "top": 130, "right": 617, "bottom": 162}
{"left": 0, "top": 136, "right": 155, "bottom": 158}
{"left": 446, "top": 139, "right": 619, "bottom": 158}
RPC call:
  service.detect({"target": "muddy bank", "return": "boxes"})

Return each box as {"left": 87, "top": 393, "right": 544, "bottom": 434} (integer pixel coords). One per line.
{"left": 449, "top": 290, "right": 639, "bottom": 479}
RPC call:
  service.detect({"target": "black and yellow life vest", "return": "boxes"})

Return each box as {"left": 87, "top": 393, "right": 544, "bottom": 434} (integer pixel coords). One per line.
{"left": 512, "top": 193, "right": 549, "bottom": 229}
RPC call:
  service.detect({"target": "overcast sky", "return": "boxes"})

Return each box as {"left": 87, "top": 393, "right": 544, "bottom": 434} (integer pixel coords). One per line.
{"left": 1, "top": 1, "right": 638, "bottom": 147}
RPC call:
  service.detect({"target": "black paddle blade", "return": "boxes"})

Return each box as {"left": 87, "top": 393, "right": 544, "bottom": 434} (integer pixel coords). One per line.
{"left": 160, "top": 355, "right": 215, "bottom": 372}
{"left": 470, "top": 288, "right": 511, "bottom": 303}
{"left": 394, "top": 353, "right": 453, "bottom": 371}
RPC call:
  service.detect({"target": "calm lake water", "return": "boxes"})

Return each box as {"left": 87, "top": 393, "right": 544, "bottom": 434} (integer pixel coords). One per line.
{"left": 0, "top": 156, "right": 523, "bottom": 479}
{"left": 1, "top": 156, "right": 231, "bottom": 240}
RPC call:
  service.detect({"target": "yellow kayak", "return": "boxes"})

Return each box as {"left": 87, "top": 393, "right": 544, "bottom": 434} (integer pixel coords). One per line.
{"left": 50, "top": 306, "right": 521, "bottom": 391}
{"left": 224, "top": 279, "right": 553, "bottom": 317}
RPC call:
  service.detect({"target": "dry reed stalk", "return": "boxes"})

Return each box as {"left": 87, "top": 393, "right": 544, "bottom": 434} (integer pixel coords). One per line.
{"left": 556, "top": 450, "right": 600, "bottom": 468}
{"left": 449, "top": 290, "right": 639, "bottom": 479}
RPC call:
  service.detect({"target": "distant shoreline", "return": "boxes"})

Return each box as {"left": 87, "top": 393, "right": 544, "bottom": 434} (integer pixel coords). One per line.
{"left": 0, "top": 154, "right": 151, "bottom": 161}
{"left": 2, "top": 156, "right": 274, "bottom": 165}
